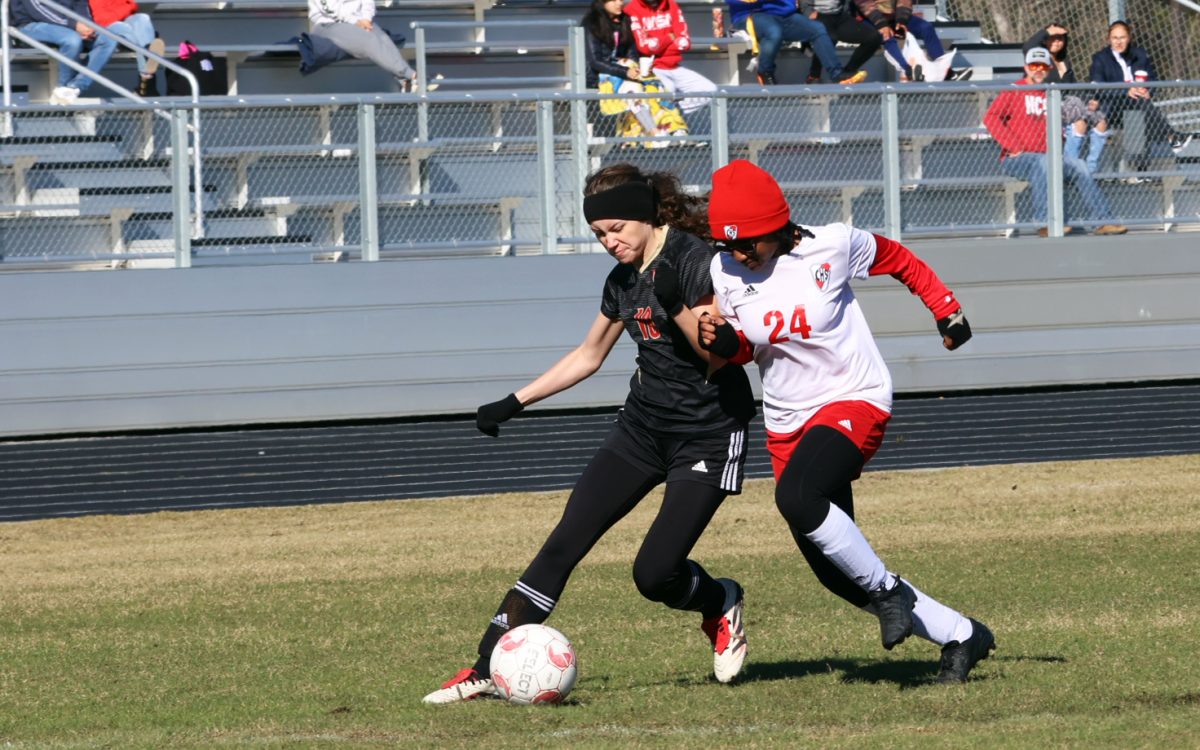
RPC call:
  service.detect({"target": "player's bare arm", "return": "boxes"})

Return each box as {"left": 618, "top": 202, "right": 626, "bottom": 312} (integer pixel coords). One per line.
{"left": 514, "top": 313, "right": 625, "bottom": 407}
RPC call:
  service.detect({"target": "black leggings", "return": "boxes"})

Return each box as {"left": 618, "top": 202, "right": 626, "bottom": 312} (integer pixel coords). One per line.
{"left": 775, "top": 425, "right": 871, "bottom": 608}
{"left": 475, "top": 447, "right": 731, "bottom": 667}
{"left": 524, "top": 447, "right": 728, "bottom": 606}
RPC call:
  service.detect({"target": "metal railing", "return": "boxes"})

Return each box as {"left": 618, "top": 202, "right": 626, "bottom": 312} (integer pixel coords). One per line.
{"left": 1, "top": 80, "right": 1198, "bottom": 269}
{"left": 1, "top": 0, "right": 205, "bottom": 241}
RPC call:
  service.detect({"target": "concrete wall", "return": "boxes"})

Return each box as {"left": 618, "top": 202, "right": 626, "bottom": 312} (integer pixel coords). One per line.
{"left": 2, "top": 233, "right": 1198, "bottom": 437}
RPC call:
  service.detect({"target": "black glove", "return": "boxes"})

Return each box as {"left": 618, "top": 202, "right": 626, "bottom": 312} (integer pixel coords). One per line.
{"left": 476, "top": 393, "right": 523, "bottom": 437}
{"left": 652, "top": 264, "right": 684, "bottom": 316}
{"left": 937, "top": 308, "right": 972, "bottom": 350}
{"left": 701, "top": 318, "right": 742, "bottom": 359}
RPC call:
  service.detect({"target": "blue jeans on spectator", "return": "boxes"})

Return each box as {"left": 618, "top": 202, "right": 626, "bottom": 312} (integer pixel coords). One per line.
{"left": 1065, "top": 127, "right": 1109, "bottom": 174}
{"left": 881, "top": 15, "right": 945, "bottom": 78}
{"left": 20, "top": 21, "right": 117, "bottom": 92}
{"left": 1001, "top": 152, "right": 1115, "bottom": 224}
{"left": 107, "top": 14, "right": 155, "bottom": 74}
{"left": 739, "top": 11, "right": 843, "bottom": 80}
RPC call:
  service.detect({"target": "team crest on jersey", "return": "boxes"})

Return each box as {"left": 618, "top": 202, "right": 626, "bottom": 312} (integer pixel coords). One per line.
{"left": 723, "top": 225, "right": 738, "bottom": 240}
{"left": 812, "top": 262, "right": 832, "bottom": 290}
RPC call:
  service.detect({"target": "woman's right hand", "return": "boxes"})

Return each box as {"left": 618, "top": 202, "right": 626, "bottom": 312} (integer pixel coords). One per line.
{"left": 476, "top": 394, "right": 524, "bottom": 437}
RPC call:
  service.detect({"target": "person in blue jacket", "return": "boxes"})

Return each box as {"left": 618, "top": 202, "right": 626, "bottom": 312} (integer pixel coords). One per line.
{"left": 725, "top": 0, "right": 858, "bottom": 84}
{"left": 11, "top": 0, "right": 118, "bottom": 104}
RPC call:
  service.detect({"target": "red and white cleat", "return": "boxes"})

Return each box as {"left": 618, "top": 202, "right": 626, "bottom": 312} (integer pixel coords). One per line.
{"left": 701, "top": 579, "right": 747, "bottom": 683}
{"left": 422, "top": 667, "right": 496, "bottom": 704}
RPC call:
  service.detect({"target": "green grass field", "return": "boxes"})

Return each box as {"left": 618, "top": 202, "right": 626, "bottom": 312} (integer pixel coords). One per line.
{"left": 3, "top": 454, "right": 1199, "bottom": 749}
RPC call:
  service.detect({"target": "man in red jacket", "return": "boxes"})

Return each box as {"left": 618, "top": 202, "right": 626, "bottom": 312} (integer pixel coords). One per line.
{"left": 625, "top": 0, "right": 716, "bottom": 117}
{"left": 983, "top": 47, "right": 1126, "bottom": 237}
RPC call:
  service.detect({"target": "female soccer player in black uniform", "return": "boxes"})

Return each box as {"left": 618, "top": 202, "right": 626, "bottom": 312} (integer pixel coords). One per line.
{"left": 424, "top": 164, "right": 756, "bottom": 703}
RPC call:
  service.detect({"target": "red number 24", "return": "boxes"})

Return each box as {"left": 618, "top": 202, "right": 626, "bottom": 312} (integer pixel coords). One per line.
{"left": 764, "top": 305, "right": 812, "bottom": 343}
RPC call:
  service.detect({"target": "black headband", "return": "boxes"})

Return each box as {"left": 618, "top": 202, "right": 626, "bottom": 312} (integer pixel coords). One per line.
{"left": 583, "top": 181, "right": 656, "bottom": 224}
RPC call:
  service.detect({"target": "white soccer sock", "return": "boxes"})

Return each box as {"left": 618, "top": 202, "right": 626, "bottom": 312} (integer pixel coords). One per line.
{"left": 804, "top": 504, "right": 893, "bottom": 592}
{"left": 906, "top": 579, "right": 973, "bottom": 646}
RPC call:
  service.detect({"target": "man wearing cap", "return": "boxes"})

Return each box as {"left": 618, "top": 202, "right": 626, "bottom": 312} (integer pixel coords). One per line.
{"left": 697, "top": 159, "right": 996, "bottom": 684}
{"left": 983, "top": 47, "right": 1127, "bottom": 236}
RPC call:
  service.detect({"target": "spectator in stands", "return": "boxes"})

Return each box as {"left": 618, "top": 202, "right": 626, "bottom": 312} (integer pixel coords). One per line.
{"left": 582, "top": 0, "right": 689, "bottom": 144}
{"left": 1024, "top": 23, "right": 1109, "bottom": 174}
{"left": 984, "top": 47, "right": 1126, "bottom": 237}
{"left": 307, "top": 0, "right": 418, "bottom": 92}
{"left": 800, "top": 0, "right": 878, "bottom": 84}
{"left": 11, "top": 0, "right": 118, "bottom": 104}
{"left": 1088, "top": 21, "right": 1194, "bottom": 160}
{"left": 89, "top": 0, "right": 166, "bottom": 97}
{"left": 625, "top": 0, "right": 716, "bottom": 117}
{"left": 725, "top": 0, "right": 865, "bottom": 84}
{"left": 851, "top": 0, "right": 969, "bottom": 82}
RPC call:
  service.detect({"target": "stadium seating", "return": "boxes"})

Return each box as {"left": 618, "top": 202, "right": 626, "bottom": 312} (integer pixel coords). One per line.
{"left": 7, "top": 0, "right": 1197, "bottom": 268}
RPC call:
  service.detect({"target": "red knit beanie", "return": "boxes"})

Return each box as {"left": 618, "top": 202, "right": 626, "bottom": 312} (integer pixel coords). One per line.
{"left": 708, "top": 160, "right": 791, "bottom": 241}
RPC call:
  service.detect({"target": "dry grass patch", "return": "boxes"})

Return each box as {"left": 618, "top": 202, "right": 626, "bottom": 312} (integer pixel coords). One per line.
{"left": 2, "top": 454, "right": 1199, "bottom": 749}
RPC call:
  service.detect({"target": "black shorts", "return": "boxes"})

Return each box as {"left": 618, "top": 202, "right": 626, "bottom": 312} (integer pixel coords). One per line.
{"left": 599, "top": 412, "right": 749, "bottom": 494}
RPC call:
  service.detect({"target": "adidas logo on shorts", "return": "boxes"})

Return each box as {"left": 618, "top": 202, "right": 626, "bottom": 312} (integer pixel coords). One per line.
{"left": 691, "top": 460, "right": 708, "bottom": 473}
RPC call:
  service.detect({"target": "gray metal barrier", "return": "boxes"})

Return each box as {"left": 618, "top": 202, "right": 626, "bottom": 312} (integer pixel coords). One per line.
{"left": 1, "top": 80, "right": 1198, "bottom": 269}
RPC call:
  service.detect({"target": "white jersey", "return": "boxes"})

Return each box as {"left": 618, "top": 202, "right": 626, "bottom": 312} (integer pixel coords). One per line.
{"left": 710, "top": 223, "right": 892, "bottom": 433}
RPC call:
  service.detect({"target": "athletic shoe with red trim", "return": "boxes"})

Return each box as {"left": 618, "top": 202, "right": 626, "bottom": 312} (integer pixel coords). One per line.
{"left": 701, "top": 578, "right": 747, "bottom": 683}
{"left": 422, "top": 667, "right": 496, "bottom": 704}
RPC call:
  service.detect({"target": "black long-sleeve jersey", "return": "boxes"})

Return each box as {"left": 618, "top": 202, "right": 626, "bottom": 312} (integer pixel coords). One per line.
{"left": 600, "top": 227, "right": 756, "bottom": 437}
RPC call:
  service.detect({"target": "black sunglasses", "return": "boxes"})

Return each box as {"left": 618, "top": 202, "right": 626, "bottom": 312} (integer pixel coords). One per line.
{"left": 714, "top": 238, "right": 761, "bottom": 254}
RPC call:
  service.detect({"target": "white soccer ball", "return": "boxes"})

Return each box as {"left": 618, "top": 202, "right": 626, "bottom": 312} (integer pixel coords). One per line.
{"left": 489, "top": 623, "right": 578, "bottom": 705}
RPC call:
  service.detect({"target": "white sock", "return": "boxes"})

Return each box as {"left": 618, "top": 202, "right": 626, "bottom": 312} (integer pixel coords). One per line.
{"left": 906, "top": 579, "right": 973, "bottom": 646}
{"left": 805, "top": 504, "right": 893, "bottom": 592}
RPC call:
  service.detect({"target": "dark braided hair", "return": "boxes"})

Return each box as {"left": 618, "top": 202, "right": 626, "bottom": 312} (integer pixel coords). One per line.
{"left": 584, "top": 163, "right": 711, "bottom": 241}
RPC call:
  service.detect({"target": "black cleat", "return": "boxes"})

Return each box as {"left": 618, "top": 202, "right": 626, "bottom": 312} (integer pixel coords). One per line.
{"left": 937, "top": 618, "right": 996, "bottom": 683}
{"left": 868, "top": 577, "right": 916, "bottom": 650}
{"left": 757, "top": 71, "right": 777, "bottom": 85}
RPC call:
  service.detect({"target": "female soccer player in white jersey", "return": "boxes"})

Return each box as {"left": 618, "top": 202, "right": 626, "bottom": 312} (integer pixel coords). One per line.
{"left": 698, "top": 160, "right": 995, "bottom": 683}
{"left": 424, "top": 164, "right": 755, "bottom": 703}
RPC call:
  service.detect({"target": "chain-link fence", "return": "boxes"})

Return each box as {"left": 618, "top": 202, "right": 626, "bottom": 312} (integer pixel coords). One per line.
{"left": 3, "top": 82, "right": 1200, "bottom": 269}
{"left": 944, "top": 0, "right": 1200, "bottom": 82}
{"left": 0, "top": 106, "right": 182, "bottom": 267}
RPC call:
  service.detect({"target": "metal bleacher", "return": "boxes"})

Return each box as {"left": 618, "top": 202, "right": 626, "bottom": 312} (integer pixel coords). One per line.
{"left": 4, "top": 1, "right": 1199, "bottom": 269}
